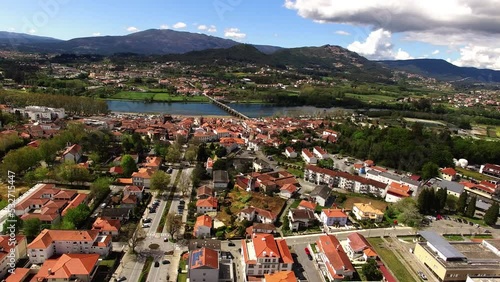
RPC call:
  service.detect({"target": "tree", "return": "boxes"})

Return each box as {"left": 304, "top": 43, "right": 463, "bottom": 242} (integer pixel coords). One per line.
{"left": 150, "top": 171, "right": 171, "bottom": 191}
{"left": 465, "top": 195, "right": 477, "bottom": 218}
{"left": 90, "top": 177, "right": 111, "bottom": 204}
{"left": 23, "top": 218, "right": 42, "bottom": 239}
{"left": 196, "top": 144, "right": 209, "bottom": 162}
{"left": 3, "top": 214, "right": 22, "bottom": 235}
{"left": 457, "top": 191, "right": 468, "bottom": 215}
{"left": 483, "top": 202, "right": 499, "bottom": 226}
{"left": 184, "top": 147, "right": 197, "bottom": 162}
{"left": 215, "top": 146, "right": 227, "bottom": 158}
{"left": 362, "top": 259, "right": 383, "bottom": 281}
{"left": 435, "top": 188, "right": 447, "bottom": 211}
{"left": 446, "top": 195, "right": 458, "bottom": 211}
{"left": 178, "top": 174, "right": 191, "bottom": 197}
{"left": 63, "top": 204, "right": 91, "bottom": 229}
{"left": 165, "top": 213, "right": 183, "bottom": 239}
{"left": 127, "top": 224, "right": 145, "bottom": 253}
{"left": 421, "top": 162, "right": 439, "bottom": 180}
{"left": 212, "top": 159, "right": 227, "bottom": 171}
{"left": 191, "top": 163, "right": 207, "bottom": 188}
{"left": 56, "top": 162, "right": 92, "bottom": 183}
{"left": 166, "top": 144, "right": 181, "bottom": 163}
{"left": 121, "top": 155, "right": 137, "bottom": 177}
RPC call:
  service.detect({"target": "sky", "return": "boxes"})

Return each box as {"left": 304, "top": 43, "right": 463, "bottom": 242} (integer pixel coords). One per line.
{"left": 1, "top": 0, "right": 499, "bottom": 70}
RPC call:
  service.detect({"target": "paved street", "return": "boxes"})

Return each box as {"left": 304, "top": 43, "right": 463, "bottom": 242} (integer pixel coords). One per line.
{"left": 293, "top": 243, "right": 323, "bottom": 282}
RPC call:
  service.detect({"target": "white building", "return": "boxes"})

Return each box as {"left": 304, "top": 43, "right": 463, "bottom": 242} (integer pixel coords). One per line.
{"left": 313, "top": 146, "right": 328, "bottom": 160}
{"left": 11, "top": 106, "right": 65, "bottom": 122}
{"left": 284, "top": 147, "right": 297, "bottom": 158}
{"left": 241, "top": 233, "right": 293, "bottom": 277}
{"left": 320, "top": 209, "right": 347, "bottom": 227}
{"left": 196, "top": 197, "right": 218, "bottom": 214}
{"left": 193, "top": 215, "right": 212, "bottom": 238}
{"left": 0, "top": 235, "right": 27, "bottom": 279}
{"left": 27, "top": 229, "right": 112, "bottom": 264}
{"left": 301, "top": 149, "right": 317, "bottom": 164}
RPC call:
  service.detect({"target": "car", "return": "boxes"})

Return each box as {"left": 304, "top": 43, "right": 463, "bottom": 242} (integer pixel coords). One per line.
{"left": 304, "top": 247, "right": 311, "bottom": 255}
{"left": 142, "top": 223, "right": 151, "bottom": 228}
{"left": 469, "top": 221, "right": 474, "bottom": 226}
{"left": 162, "top": 259, "right": 170, "bottom": 264}
{"left": 417, "top": 271, "right": 427, "bottom": 280}
{"left": 228, "top": 241, "right": 235, "bottom": 247}
{"left": 149, "top": 208, "right": 156, "bottom": 213}
{"left": 164, "top": 237, "right": 168, "bottom": 242}
{"left": 179, "top": 200, "right": 185, "bottom": 204}
{"left": 167, "top": 168, "right": 173, "bottom": 174}
{"left": 154, "top": 261, "right": 160, "bottom": 267}
{"left": 115, "top": 276, "right": 127, "bottom": 282}
{"left": 100, "top": 203, "right": 107, "bottom": 208}
{"left": 143, "top": 218, "right": 152, "bottom": 223}
{"left": 484, "top": 229, "right": 491, "bottom": 233}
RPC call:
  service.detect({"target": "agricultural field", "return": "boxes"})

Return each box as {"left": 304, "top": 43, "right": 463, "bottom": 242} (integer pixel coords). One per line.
{"left": 110, "top": 91, "right": 209, "bottom": 102}
{"left": 344, "top": 93, "right": 396, "bottom": 103}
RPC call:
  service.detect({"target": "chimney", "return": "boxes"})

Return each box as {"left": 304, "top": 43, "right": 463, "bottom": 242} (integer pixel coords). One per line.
{"left": 48, "top": 268, "right": 52, "bottom": 275}
{"left": 263, "top": 251, "right": 267, "bottom": 256}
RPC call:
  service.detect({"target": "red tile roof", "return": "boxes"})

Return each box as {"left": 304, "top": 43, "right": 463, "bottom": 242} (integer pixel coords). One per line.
{"left": 387, "top": 182, "right": 411, "bottom": 198}
{"left": 441, "top": 167, "right": 457, "bottom": 176}
{"left": 194, "top": 214, "right": 213, "bottom": 235}
{"left": 196, "top": 196, "right": 218, "bottom": 208}
{"left": 299, "top": 200, "right": 317, "bottom": 211}
{"left": 33, "top": 253, "right": 99, "bottom": 280}
{"left": 252, "top": 233, "right": 281, "bottom": 259}
{"left": 347, "top": 232, "right": 371, "bottom": 252}
{"left": 5, "top": 267, "right": 29, "bottom": 282}
{"left": 62, "top": 144, "right": 81, "bottom": 156}
{"left": 302, "top": 149, "right": 314, "bottom": 158}
{"left": 190, "top": 247, "right": 219, "bottom": 269}
{"left": 28, "top": 229, "right": 100, "bottom": 249}
{"left": 322, "top": 208, "right": 347, "bottom": 218}
{"left": 264, "top": 271, "right": 297, "bottom": 282}
{"left": 92, "top": 217, "right": 121, "bottom": 233}
{"left": 316, "top": 235, "right": 354, "bottom": 276}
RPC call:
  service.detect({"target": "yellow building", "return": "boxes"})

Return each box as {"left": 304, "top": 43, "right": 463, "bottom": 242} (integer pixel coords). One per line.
{"left": 414, "top": 231, "right": 500, "bottom": 282}
{"left": 352, "top": 203, "right": 384, "bottom": 222}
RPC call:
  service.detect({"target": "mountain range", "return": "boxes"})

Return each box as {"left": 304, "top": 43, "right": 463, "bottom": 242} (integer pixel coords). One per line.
{"left": 1, "top": 29, "right": 499, "bottom": 84}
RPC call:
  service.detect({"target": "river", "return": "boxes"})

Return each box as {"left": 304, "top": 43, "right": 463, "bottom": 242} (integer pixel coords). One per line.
{"left": 106, "top": 100, "right": 350, "bottom": 118}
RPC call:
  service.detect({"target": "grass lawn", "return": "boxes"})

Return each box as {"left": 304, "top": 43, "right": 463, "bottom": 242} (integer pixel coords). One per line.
{"left": 99, "top": 259, "right": 115, "bottom": 268}
{"left": 454, "top": 215, "right": 487, "bottom": 227}
{"left": 110, "top": 91, "right": 209, "bottom": 102}
{"left": 287, "top": 167, "right": 304, "bottom": 178}
{"left": 455, "top": 167, "right": 494, "bottom": 182}
{"left": 368, "top": 237, "right": 417, "bottom": 282}
{"left": 342, "top": 196, "right": 387, "bottom": 211}
{"left": 112, "top": 91, "right": 156, "bottom": 100}
{"left": 177, "top": 273, "right": 187, "bottom": 282}
{"left": 0, "top": 183, "right": 30, "bottom": 197}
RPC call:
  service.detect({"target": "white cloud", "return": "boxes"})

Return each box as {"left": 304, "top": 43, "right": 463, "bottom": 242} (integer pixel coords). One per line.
{"left": 126, "top": 26, "right": 139, "bottom": 32}
{"left": 92, "top": 32, "right": 101, "bottom": 36}
{"left": 173, "top": 22, "right": 187, "bottom": 29}
{"left": 453, "top": 45, "right": 500, "bottom": 70}
{"left": 8, "top": 27, "right": 15, "bottom": 32}
{"left": 224, "top": 28, "right": 246, "bottom": 40}
{"left": 160, "top": 24, "right": 169, "bottom": 30}
{"left": 207, "top": 25, "right": 217, "bottom": 33}
{"left": 335, "top": 30, "right": 350, "bottom": 36}
{"left": 432, "top": 49, "right": 440, "bottom": 55}
{"left": 347, "top": 28, "right": 413, "bottom": 60}
{"left": 197, "top": 25, "right": 207, "bottom": 31}
{"left": 28, "top": 29, "right": 36, "bottom": 34}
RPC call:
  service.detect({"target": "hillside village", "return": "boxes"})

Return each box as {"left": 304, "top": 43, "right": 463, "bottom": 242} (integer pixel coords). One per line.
{"left": 0, "top": 101, "right": 499, "bottom": 282}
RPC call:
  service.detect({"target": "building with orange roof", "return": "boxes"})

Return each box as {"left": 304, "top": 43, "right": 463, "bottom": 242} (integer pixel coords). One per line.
{"left": 32, "top": 253, "right": 99, "bottom": 282}
{"left": 279, "top": 184, "right": 298, "bottom": 199}
{"left": 91, "top": 217, "right": 121, "bottom": 236}
{"left": 123, "top": 185, "right": 144, "bottom": 201}
{"left": 301, "top": 149, "right": 317, "bottom": 164}
{"left": 62, "top": 144, "right": 82, "bottom": 163}
{"left": 480, "top": 163, "right": 500, "bottom": 179}
{"left": 196, "top": 196, "right": 218, "bottom": 214}
{"left": 27, "top": 229, "right": 111, "bottom": 264}
{"left": 352, "top": 202, "right": 384, "bottom": 222}
{"left": 196, "top": 185, "right": 214, "bottom": 199}
{"left": 440, "top": 167, "right": 457, "bottom": 181}
{"left": 238, "top": 206, "right": 277, "bottom": 224}
{"left": 287, "top": 208, "right": 317, "bottom": 232}
{"left": 345, "top": 232, "right": 378, "bottom": 261}
{"left": 206, "top": 157, "right": 214, "bottom": 175}
{"left": 143, "top": 156, "right": 162, "bottom": 171}
{"left": 4, "top": 267, "right": 30, "bottom": 282}
{"left": 284, "top": 147, "right": 297, "bottom": 158}
{"left": 241, "top": 233, "right": 293, "bottom": 277}
{"left": 320, "top": 209, "right": 348, "bottom": 227}
{"left": 193, "top": 215, "right": 212, "bottom": 238}
{"left": 385, "top": 182, "right": 412, "bottom": 203}
{"left": 132, "top": 168, "right": 154, "bottom": 188}
{"left": 188, "top": 247, "right": 219, "bottom": 282}
{"left": 298, "top": 200, "right": 317, "bottom": 212}
{"left": 264, "top": 270, "right": 297, "bottom": 282}
{"left": 61, "top": 193, "right": 87, "bottom": 216}
{"left": 0, "top": 235, "right": 27, "bottom": 278}
{"left": 313, "top": 146, "right": 328, "bottom": 160}
{"left": 316, "top": 235, "right": 354, "bottom": 280}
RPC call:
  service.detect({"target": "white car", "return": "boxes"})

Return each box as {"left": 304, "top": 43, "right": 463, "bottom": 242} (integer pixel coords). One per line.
{"left": 142, "top": 223, "right": 151, "bottom": 228}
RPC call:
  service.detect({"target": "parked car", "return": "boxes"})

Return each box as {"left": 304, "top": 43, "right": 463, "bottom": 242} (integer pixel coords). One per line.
{"left": 305, "top": 248, "right": 313, "bottom": 260}
{"left": 154, "top": 261, "right": 160, "bottom": 267}
{"left": 164, "top": 237, "right": 168, "bottom": 242}
{"left": 142, "top": 223, "right": 151, "bottom": 228}
{"left": 167, "top": 167, "right": 173, "bottom": 174}
{"left": 149, "top": 208, "right": 156, "bottom": 213}
{"left": 228, "top": 241, "right": 235, "bottom": 247}
{"left": 115, "top": 276, "right": 127, "bottom": 282}
{"left": 100, "top": 203, "right": 107, "bottom": 208}
{"left": 162, "top": 259, "right": 170, "bottom": 264}
{"left": 179, "top": 200, "right": 185, "bottom": 204}
{"left": 143, "top": 218, "right": 152, "bottom": 223}
{"left": 417, "top": 271, "right": 427, "bottom": 280}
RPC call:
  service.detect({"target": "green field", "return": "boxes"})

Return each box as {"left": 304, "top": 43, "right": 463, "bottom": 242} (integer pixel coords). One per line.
{"left": 455, "top": 167, "right": 494, "bottom": 182}
{"left": 345, "top": 93, "right": 396, "bottom": 103}
{"left": 368, "top": 237, "right": 418, "bottom": 282}
{"left": 110, "top": 91, "right": 209, "bottom": 102}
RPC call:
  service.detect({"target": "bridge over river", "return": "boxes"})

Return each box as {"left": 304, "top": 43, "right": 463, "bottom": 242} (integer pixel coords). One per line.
{"left": 202, "top": 94, "right": 250, "bottom": 119}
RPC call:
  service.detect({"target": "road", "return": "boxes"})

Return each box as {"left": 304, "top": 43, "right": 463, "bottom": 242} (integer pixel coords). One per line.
{"left": 294, "top": 243, "right": 323, "bottom": 282}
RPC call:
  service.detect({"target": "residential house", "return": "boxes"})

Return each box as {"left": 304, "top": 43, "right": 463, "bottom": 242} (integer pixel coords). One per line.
{"left": 385, "top": 182, "right": 412, "bottom": 203}
{"left": 352, "top": 203, "right": 384, "bottom": 222}
{"left": 123, "top": 185, "right": 144, "bottom": 201}
{"left": 298, "top": 200, "right": 317, "bottom": 212}
{"left": 239, "top": 207, "right": 277, "bottom": 224}
{"left": 345, "top": 233, "right": 378, "bottom": 261}
{"left": 253, "top": 159, "right": 272, "bottom": 173}
{"left": 284, "top": 147, "right": 297, "bottom": 158}
{"left": 143, "top": 156, "right": 162, "bottom": 171}
{"left": 313, "top": 146, "right": 328, "bottom": 160}
{"left": 309, "top": 185, "right": 330, "bottom": 207}
{"left": 264, "top": 271, "right": 297, "bottom": 282}
{"left": 196, "top": 196, "right": 218, "bottom": 214}
{"left": 188, "top": 247, "right": 219, "bottom": 282}
{"left": 288, "top": 208, "right": 317, "bottom": 232}
{"left": 213, "top": 170, "right": 230, "bottom": 191}
{"left": 120, "top": 194, "right": 138, "bottom": 208}
{"left": 206, "top": 157, "right": 214, "bottom": 175}
{"left": 301, "top": 149, "right": 317, "bottom": 164}
{"left": 434, "top": 179, "right": 464, "bottom": 198}
{"left": 0, "top": 235, "right": 27, "bottom": 279}
{"left": 197, "top": 185, "right": 214, "bottom": 199}
{"left": 62, "top": 144, "right": 82, "bottom": 163}
{"left": 132, "top": 168, "right": 154, "bottom": 188}
{"left": 32, "top": 253, "right": 100, "bottom": 282}
{"left": 91, "top": 217, "right": 121, "bottom": 236}
{"left": 193, "top": 215, "right": 212, "bottom": 238}
{"left": 279, "top": 184, "right": 298, "bottom": 199}
{"left": 316, "top": 235, "right": 355, "bottom": 281}
{"left": 241, "top": 233, "right": 293, "bottom": 277}
{"left": 4, "top": 268, "right": 30, "bottom": 282}
{"left": 320, "top": 209, "right": 348, "bottom": 227}
{"left": 27, "top": 229, "right": 111, "bottom": 264}
{"left": 246, "top": 223, "right": 276, "bottom": 236}
{"left": 100, "top": 207, "right": 131, "bottom": 222}
{"left": 440, "top": 167, "right": 457, "bottom": 181}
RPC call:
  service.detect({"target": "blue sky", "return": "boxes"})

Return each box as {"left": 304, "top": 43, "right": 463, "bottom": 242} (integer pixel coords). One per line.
{"left": 1, "top": 0, "right": 499, "bottom": 69}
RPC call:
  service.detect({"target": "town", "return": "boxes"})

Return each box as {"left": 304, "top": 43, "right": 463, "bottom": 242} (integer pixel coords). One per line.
{"left": 0, "top": 101, "right": 498, "bottom": 282}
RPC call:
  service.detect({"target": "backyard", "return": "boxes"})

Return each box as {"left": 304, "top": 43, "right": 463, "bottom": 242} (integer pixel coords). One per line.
{"left": 341, "top": 196, "right": 388, "bottom": 211}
